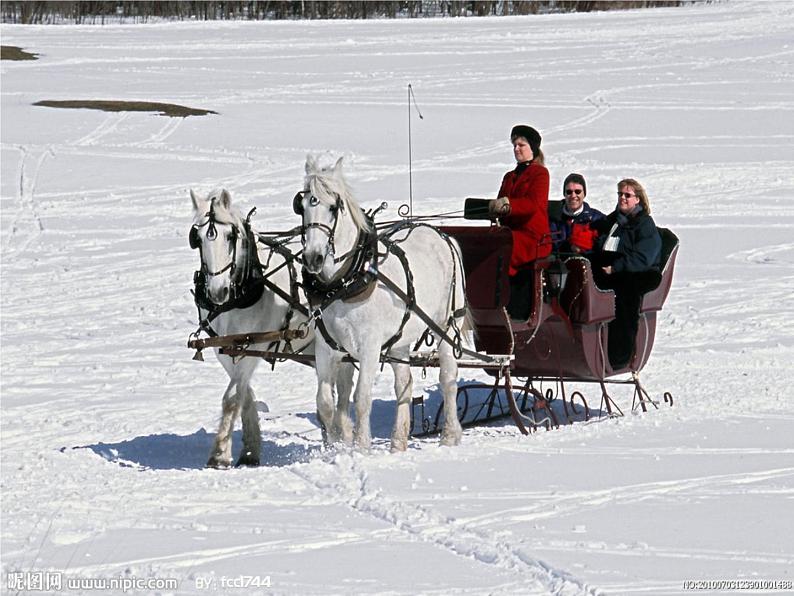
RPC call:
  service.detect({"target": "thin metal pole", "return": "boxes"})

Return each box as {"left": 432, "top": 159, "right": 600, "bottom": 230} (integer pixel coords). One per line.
{"left": 407, "top": 84, "right": 423, "bottom": 220}
{"left": 408, "top": 84, "right": 413, "bottom": 219}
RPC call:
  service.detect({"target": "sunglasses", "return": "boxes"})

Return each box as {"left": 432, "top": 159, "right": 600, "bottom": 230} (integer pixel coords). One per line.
{"left": 617, "top": 192, "right": 637, "bottom": 199}
{"left": 564, "top": 188, "right": 583, "bottom": 196}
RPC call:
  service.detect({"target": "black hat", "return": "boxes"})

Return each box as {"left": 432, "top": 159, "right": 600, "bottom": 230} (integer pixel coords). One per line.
{"left": 510, "top": 125, "right": 541, "bottom": 156}
{"left": 563, "top": 172, "right": 587, "bottom": 196}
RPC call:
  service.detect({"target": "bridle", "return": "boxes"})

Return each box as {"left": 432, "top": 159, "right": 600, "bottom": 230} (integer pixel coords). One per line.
{"left": 190, "top": 205, "right": 240, "bottom": 276}
{"left": 188, "top": 203, "right": 309, "bottom": 351}
{"left": 189, "top": 204, "right": 262, "bottom": 309}
{"left": 293, "top": 189, "right": 362, "bottom": 267}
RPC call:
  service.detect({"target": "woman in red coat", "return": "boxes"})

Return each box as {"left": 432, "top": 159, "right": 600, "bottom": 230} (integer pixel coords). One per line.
{"left": 489, "top": 124, "right": 552, "bottom": 320}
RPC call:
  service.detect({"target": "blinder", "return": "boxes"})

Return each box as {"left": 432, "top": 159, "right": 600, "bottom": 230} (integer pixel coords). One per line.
{"left": 191, "top": 210, "right": 260, "bottom": 311}
{"left": 189, "top": 219, "right": 236, "bottom": 251}
{"left": 293, "top": 191, "right": 305, "bottom": 216}
{"left": 293, "top": 190, "right": 344, "bottom": 217}
{"left": 189, "top": 226, "right": 200, "bottom": 249}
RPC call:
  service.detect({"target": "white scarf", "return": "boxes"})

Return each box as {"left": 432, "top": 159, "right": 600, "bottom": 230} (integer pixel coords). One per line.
{"left": 603, "top": 223, "right": 620, "bottom": 252}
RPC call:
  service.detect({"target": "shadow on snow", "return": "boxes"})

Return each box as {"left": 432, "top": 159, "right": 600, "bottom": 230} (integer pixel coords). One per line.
{"left": 74, "top": 428, "right": 320, "bottom": 471}
{"left": 69, "top": 379, "right": 601, "bottom": 470}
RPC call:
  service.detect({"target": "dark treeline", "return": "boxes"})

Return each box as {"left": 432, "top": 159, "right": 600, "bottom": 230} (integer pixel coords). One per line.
{"left": 3, "top": 1, "right": 689, "bottom": 24}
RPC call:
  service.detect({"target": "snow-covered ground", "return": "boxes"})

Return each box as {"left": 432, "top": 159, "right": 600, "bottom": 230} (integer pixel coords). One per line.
{"left": 2, "top": 2, "right": 794, "bottom": 594}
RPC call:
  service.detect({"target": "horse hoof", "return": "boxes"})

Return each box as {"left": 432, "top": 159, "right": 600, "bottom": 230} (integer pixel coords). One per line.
{"left": 206, "top": 456, "right": 231, "bottom": 469}
{"left": 440, "top": 433, "right": 461, "bottom": 447}
{"left": 353, "top": 440, "right": 371, "bottom": 454}
{"left": 234, "top": 452, "right": 260, "bottom": 468}
{"left": 390, "top": 439, "right": 408, "bottom": 453}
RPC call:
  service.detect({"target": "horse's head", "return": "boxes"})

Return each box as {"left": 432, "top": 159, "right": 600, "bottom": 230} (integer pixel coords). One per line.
{"left": 295, "top": 155, "right": 371, "bottom": 280}
{"left": 190, "top": 188, "right": 254, "bottom": 306}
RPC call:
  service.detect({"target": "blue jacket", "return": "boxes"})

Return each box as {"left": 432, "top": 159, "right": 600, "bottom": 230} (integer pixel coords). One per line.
{"left": 594, "top": 208, "right": 661, "bottom": 273}
{"left": 549, "top": 200, "right": 605, "bottom": 252}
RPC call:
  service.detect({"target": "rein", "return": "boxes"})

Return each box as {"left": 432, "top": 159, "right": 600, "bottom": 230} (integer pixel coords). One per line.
{"left": 377, "top": 222, "right": 473, "bottom": 360}
{"left": 258, "top": 234, "right": 310, "bottom": 321}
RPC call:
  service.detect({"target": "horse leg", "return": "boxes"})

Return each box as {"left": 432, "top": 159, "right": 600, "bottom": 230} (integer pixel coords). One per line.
{"left": 438, "top": 338, "right": 463, "bottom": 447}
{"left": 315, "top": 341, "right": 341, "bottom": 446}
{"left": 207, "top": 378, "right": 240, "bottom": 468}
{"left": 353, "top": 353, "right": 379, "bottom": 451}
{"left": 390, "top": 361, "right": 412, "bottom": 452}
{"left": 236, "top": 383, "right": 261, "bottom": 467}
{"left": 333, "top": 362, "right": 355, "bottom": 446}
{"left": 208, "top": 356, "right": 260, "bottom": 468}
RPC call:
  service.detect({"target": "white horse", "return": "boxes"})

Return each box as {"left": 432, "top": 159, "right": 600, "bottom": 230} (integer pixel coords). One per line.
{"left": 189, "top": 188, "right": 353, "bottom": 468}
{"left": 295, "top": 156, "right": 467, "bottom": 451}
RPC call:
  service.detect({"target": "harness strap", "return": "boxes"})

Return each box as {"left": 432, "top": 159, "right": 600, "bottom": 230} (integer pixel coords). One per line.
{"left": 306, "top": 224, "right": 411, "bottom": 355}
{"left": 305, "top": 220, "right": 495, "bottom": 364}
{"left": 192, "top": 227, "right": 307, "bottom": 345}
{"left": 299, "top": 213, "right": 500, "bottom": 365}
{"left": 300, "top": 211, "right": 379, "bottom": 355}
{"left": 257, "top": 233, "right": 306, "bottom": 350}
{"left": 261, "top": 276, "right": 309, "bottom": 318}
{"left": 313, "top": 311, "right": 347, "bottom": 353}
{"left": 377, "top": 237, "right": 414, "bottom": 354}
{"left": 257, "top": 237, "right": 310, "bottom": 318}
{"left": 301, "top": 220, "right": 376, "bottom": 303}
{"left": 373, "top": 270, "right": 492, "bottom": 363}
{"left": 192, "top": 270, "right": 265, "bottom": 330}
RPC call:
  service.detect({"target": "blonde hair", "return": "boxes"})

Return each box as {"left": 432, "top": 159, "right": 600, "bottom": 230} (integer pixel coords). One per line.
{"left": 618, "top": 178, "right": 650, "bottom": 215}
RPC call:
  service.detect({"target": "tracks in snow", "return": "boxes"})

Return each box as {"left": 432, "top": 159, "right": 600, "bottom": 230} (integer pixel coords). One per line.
{"left": 1, "top": 145, "right": 50, "bottom": 256}
{"left": 290, "top": 454, "right": 599, "bottom": 596}
{"left": 73, "top": 111, "right": 184, "bottom": 147}
{"left": 459, "top": 467, "right": 794, "bottom": 530}
{"left": 141, "top": 116, "right": 183, "bottom": 145}
{"left": 727, "top": 242, "right": 794, "bottom": 265}
{"left": 73, "top": 112, "right": 130, "bottom": 146}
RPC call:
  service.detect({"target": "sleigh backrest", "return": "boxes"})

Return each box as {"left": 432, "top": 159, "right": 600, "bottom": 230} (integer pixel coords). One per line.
{"left": 640, "top": 227, "right": 679, "bottom": 313}
{"left": 441, "top": 225, "right": 514, "bottom": 355}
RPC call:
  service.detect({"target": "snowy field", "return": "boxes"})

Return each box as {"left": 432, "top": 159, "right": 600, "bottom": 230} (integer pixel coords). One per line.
{"left": 2, "top": 2, "right": 794, "bottom": 594}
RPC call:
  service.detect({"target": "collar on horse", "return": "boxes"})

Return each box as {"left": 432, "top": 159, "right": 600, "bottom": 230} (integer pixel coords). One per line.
{"left": 294, "top": 188, "right": 380, "bottom": 307}
{"left": 296, "top": 192, "right": 382, "bottom": 353}
{"left": 301, "top": 223, "right": 379, "bottom": 308}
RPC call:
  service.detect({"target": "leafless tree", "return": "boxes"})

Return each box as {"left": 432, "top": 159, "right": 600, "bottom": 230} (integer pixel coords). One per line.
{"left": 2, "top": 1, "right": 685, "bottom": 24}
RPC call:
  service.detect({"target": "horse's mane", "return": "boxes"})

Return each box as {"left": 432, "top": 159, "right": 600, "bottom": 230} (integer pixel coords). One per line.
{"left": 194, "top": 188, "right": 244, "bottom": 228}
{"left": 305, "top": 163, "right": 373, "bottom": 234}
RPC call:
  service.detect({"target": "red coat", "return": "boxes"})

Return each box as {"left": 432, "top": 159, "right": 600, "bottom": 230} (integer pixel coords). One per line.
{"left": 497, "top": 161, "right": 552, "bottom": 275}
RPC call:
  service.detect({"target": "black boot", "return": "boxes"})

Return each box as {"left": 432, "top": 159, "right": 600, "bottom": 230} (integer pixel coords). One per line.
{"left": 507, "top": 269, "right": 534, "bottom": 321}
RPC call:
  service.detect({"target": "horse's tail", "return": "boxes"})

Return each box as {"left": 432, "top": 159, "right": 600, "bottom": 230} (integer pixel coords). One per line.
{"left": 460, "top": 306, "right": 477, "bottom": 344}
{"left": 448, "top": 235, "right": 478, "bottom": 344}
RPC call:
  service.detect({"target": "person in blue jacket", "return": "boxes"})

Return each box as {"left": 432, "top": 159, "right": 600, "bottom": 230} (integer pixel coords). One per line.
{"left": 592, "top": 178, "right": 662, "bottom": 369}
{"left": 549, "top": 173, "right": 605, "bottom": 254}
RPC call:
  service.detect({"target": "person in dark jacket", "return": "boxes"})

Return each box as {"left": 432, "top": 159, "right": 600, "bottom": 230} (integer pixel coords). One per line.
{"left": 488, "top": 124, "right": 552, "bottom": 320}
{"left": 549, "top": 173, "right": 604, "bottom": 254}
{"left": 592, "top": 178, "right": 662, "bottom": 369}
